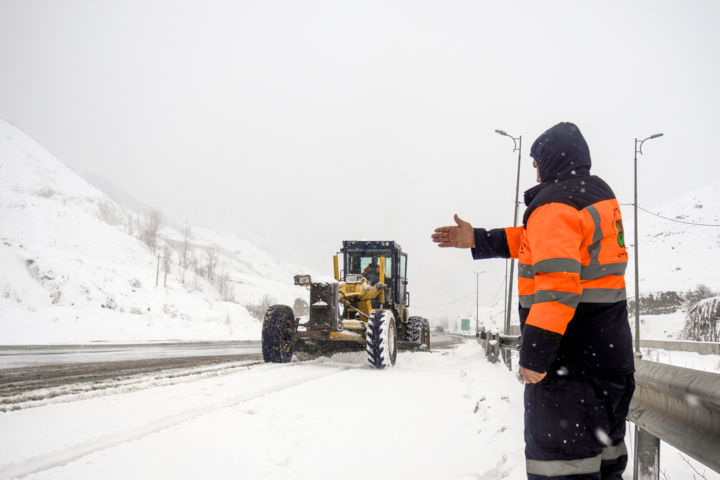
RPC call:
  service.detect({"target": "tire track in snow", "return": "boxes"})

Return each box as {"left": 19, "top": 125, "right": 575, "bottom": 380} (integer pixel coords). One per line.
{"left": 1, "top": 359, "right": 264, "bottom": 412}
{"left": 0, "top": 364, "right": 357, "bottom": 480}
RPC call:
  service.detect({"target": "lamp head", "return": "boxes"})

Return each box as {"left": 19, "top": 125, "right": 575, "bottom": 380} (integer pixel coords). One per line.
{"left": 650, "top": 133, "right": 664, "bottom": 139}
{"left": 495, "top": 129, "right": 507, "bottom": 136}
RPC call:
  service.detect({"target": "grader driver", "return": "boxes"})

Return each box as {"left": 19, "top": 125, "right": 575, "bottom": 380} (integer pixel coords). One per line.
{"left": 261, "top": 241, "right": 430, "bottom": 369}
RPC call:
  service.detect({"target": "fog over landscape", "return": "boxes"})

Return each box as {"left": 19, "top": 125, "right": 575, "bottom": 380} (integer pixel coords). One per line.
{"left": 3, "top": 3, "right": 720, "bottom": 480}
{"left": 2, "top": 1, "right": 720, "bottom": 321}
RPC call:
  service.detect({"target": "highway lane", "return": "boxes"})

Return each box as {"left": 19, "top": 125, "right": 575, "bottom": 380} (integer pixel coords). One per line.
{"left": 0, "top": 334, "right": 457, "bottom": 399}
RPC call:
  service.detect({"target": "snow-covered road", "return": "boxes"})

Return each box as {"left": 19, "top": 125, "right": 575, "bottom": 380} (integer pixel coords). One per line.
{"left": 0, "top": 338, "right": 529, "bottom": 480}
{"left": 3, "top": 337, "right": 716, "bottom": 480}
{"left": 0, "top": 342, "right": 262, "bottom": 369}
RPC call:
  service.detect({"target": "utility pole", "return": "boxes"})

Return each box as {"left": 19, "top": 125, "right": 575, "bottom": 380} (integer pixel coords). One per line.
{"left": 474, "top": 271, "right": 485, "bottom": 337}
{"left": 633, "top": 133, "right": 663, "bottom": 358}
{"left": 156, "top": 254, "right": 170, "bottom": 287}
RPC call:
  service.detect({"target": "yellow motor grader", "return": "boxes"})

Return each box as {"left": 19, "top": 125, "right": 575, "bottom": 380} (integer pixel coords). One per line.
{"left": 261, "top": 240, "right": 430, "bottom": 369}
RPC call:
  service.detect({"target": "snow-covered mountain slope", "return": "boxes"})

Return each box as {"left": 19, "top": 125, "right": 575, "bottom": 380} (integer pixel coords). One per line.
{"left": 80, "top": 172, "right": 153, "bottom": 215}
{"left": 0, "top": 120, "right": 318, "bottom": 344}
{"left": 620, "top": 181, "right": 720, "bottom": 339}
{"left": 625, "top": 180, "right": 720, "bottom": 296}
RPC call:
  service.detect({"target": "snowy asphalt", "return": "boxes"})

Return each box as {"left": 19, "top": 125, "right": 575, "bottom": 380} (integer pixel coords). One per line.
{"left": 0, "top": 334, "right": 459, "bottom": 406}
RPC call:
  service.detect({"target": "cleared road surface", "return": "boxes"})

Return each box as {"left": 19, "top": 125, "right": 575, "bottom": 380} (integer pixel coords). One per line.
{"left": 0, "top": 334, "right": 458, "bottom": 400}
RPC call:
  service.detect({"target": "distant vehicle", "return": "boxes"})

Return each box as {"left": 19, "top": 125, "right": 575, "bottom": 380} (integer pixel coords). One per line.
{"left": 435, "top": 326, "right": 444, "bottom": 333}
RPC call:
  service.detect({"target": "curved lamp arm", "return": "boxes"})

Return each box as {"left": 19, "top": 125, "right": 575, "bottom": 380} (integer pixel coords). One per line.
{"left": 637, "top": 133, "right": 664, "bottom": 155}
{"left": 495, "top": 129, "right": 520, "bottom": 152}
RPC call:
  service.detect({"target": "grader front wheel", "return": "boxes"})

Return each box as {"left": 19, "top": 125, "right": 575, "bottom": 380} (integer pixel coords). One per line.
{"left": 366, "top": 310, "right": 397, "bottom": 369}
{"left": 262, "top": 305, "right": 297, "bottom": 363}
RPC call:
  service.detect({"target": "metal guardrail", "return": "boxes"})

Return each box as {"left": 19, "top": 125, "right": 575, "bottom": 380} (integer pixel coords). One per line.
{"left": 477, "top": 329, "right": 521, "bottom": 363}
{"left": 476, "top": 335, "right": 720, "bottom": 479}
{"left": 635, "top": 339, "right": 720, "bottom": 356}
{"left": 629, "top": 359, "right": 720, "bottom": 478}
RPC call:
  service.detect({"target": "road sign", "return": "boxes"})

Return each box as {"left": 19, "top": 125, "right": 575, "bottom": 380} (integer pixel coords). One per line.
{"left": 461, "top": 319, "right": 470, "bottom": 331}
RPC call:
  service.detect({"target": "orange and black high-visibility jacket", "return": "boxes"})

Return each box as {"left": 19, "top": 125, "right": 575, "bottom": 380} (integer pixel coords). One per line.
{"left": 472, "top": 123, "right": 634, "bottom": 382}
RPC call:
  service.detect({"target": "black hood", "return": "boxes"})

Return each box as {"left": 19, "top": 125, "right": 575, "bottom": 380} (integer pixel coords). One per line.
{"left": 530, "top": 122, "right": 591, "bottom": 184}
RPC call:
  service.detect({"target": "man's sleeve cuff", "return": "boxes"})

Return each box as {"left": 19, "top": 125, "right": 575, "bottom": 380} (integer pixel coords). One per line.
{"left": 471, "top": 228, "right": 511, "bottom": 260}
{"left": 519, "top": 324, "right": 562, "bottom": 373}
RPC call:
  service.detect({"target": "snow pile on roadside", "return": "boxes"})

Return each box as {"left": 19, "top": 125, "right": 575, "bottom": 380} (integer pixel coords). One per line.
{"left": 0, "top": 120, "right": 317, "bottom": 344}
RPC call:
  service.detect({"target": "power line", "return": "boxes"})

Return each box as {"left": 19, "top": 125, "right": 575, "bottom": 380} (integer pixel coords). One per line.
{"left": 415, "top": 275, "right": 508, "bottom": 309}
{"left": 619, "top": 204, "right": 720, "bottom": 227}
{"left": 478, "top": 274, "right": 507, "bottom": 306}
{"left": 414, "top": 292, "right": 476, "bottom": 308}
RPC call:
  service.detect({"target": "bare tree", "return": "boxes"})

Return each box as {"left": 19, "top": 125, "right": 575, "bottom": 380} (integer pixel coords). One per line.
{"left": 293, "top": 297, "right": 308, "bottom": 317}
{"left": 215, "top": 264, "right": 235, "bottom": 302}
{"left": 142, "top": 208, "right": 164, "bottom": 252}
{"left": 162, "top": 244, "right": 172, "bottom": 274}
{"left": 246, "top": 294, "right": 277, "bottom": 320}
{"left": 180, "top": 219, "right": 193, "bottom": 282}
{"left": 124, "top": 214, "right": 135, "bottom": 237}
{"left": 134, "top": 214, "right": 142, "bottom": 240}
{"left": 205, "top": 248, "right": 218, "bottom": 283}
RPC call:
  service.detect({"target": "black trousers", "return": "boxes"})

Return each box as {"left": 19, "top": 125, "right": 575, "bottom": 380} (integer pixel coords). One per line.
{"left": 524, "top": 374, "right": 635, "bottom": 479}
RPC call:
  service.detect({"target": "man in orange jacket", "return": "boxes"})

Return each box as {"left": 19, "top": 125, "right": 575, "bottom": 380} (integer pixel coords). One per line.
{"left": 432, "top": 122, "right": 635, "bottom": 479}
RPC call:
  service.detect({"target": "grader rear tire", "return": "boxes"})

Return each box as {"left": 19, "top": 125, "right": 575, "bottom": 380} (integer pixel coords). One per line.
{"left": 366, "top": 310, "right": 397, "bottom": 369}
{"left": 407, "top": 316, "right": 423, "bottom": 343}
{"left": 421, "top": 318, "right": 431, "bottom": 350}
{"left": 262, "top": 305, "right": 297, "bottom": 363}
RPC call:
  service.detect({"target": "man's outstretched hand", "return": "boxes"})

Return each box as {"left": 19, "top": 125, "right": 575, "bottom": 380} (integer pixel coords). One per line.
{"left": 519, "top": 366, "right": 547, "bottom": 384}
{"left": 432, "top": 214, "right": 475, "bottom": 249}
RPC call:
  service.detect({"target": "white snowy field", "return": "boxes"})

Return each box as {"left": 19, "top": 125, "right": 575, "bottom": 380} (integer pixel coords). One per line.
{"left": 1, "top": 339, "right": 717, "bottom": 480}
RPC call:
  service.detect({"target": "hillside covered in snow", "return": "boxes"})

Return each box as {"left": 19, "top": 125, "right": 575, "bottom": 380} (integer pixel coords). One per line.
{"left": 0, "top": 120, "right": 319, "bottom": 345}
{"left": 626, "top": 181, "right": 720, "bottom": 296}
{"left": 622, "top": 181, "right": 720, "bottom": 340}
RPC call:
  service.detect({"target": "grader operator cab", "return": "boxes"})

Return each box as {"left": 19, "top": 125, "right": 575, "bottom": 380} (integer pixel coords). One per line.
{"left": 261, "top": 241, "right": 430, "bottom": 369}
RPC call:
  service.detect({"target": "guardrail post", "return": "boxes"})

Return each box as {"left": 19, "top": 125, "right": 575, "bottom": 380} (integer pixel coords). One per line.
{"left": 633, "top": 425, "right": 660, "bottom": 480}
{"left": 486, "top": 330, "right": 500, "bottom": 364}
{"left": 478, "top": 329, "right": 521, "bottom": 365}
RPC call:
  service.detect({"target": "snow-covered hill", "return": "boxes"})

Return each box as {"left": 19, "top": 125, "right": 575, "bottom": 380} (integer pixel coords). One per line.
{"left": 0, "top": 120, "right": 319, "bottom": 345}
{"left": 626, "top": 181, "right": 720, "bottom": 296}
{"left": 622, "top": 181, "right": 720, "bottom": 340}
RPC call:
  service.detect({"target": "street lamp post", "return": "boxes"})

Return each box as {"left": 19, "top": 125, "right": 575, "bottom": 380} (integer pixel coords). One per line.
{"left": 633, "top": 133, "right": 663, "bottom": 357}
{"left": 496, "top": 129, "right": 522, "bottom": 371}
{"left": 474, "top": 271, "right": 485, "bottom": 337}
{"left": 495, "top": 130, "right": 522, "bottom": 336}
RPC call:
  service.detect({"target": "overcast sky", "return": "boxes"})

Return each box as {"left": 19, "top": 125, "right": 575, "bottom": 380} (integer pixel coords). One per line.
{"left": 2, "top": 1, "right": 719, "bottom": 321}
